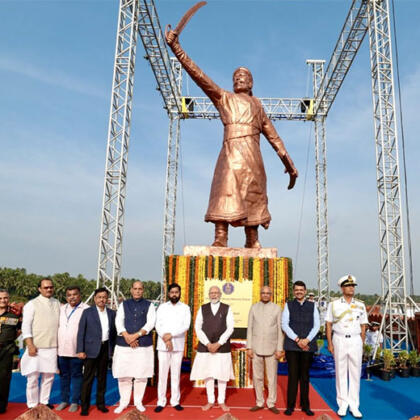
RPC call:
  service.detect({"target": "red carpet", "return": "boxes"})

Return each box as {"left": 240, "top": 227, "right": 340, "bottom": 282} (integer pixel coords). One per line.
{"left": 4, "top": 375, "right": 339, "bottom": 420}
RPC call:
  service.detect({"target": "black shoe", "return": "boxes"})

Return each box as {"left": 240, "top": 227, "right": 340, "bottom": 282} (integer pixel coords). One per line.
{"left": 303, "top": 408, "right": 315, "bottom": 416}
{"left": 0, "top": 408, "right": 6, "bottom": 414}
{"left": 44, "top": 404, "right": 54, "bottom": 410}
{"left": 154, "top": 406, "right": 164, "bottom": 413}
{"left": 174, "top": 405, "right": 184, "bottom": 411}
{"left": 97, "top": 406, "right": 109, "bottom": 413}
{"left": 80, "top": 409, "right": 89, "bottom": 416}
{"left": 284, "top": 408, "right": 294, "bottom": 416}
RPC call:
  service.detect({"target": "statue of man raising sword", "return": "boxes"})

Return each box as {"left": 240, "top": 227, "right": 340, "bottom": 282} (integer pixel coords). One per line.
{"left": 166, "top": 2, "right": 298, "bottom": 249}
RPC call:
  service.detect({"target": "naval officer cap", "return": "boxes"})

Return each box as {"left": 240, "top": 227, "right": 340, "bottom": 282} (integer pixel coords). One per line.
{"left": 338, "top": 274, "right": 357, "bottom": 287}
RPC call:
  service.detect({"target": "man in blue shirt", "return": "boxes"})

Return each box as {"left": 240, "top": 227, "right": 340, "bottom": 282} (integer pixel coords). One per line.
{"left": 282, "top": 281, "right": 320, "bottom": 416}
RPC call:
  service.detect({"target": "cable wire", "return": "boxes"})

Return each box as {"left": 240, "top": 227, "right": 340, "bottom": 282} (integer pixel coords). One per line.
{"left": 179, "top": 138, "right": 187, "bottom": 248}
{"left": 391, "top": 0, "right": 414, "bottom": 296}
{"left": 294, "top": 123, "right": 313, "bottom": 279}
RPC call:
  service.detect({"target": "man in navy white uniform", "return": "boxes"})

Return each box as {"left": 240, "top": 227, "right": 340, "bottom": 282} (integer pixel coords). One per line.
{"left": 154, "top": 283, "right": 191, "bottom": 413}
{"left": 325, "top": 275, "right": 368, "bottom": 419}
{"left": 112, "top": 281, "right": 156, "bottom": 414}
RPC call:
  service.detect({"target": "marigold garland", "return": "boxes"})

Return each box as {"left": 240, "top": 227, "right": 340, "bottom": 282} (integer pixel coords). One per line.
{"left": 164, "top": 255, "right": 292, "bottom": 387}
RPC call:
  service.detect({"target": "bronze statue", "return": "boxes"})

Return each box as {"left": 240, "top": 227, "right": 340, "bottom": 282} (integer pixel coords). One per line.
{"left": 166, "top": 3, "right": 298, "bottom": 249}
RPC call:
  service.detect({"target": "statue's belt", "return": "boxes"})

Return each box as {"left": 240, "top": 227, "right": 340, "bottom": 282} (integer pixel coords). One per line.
{"left": 224, "top": 124, "right": 260, "bottom": 141}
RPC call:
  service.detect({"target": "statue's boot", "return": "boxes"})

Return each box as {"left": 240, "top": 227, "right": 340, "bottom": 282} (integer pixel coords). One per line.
{"left": 244, "top": 226, "right": 262, "bottom": 248}
{"left": 212, "top": 222, "right": 228, "bottom": 247}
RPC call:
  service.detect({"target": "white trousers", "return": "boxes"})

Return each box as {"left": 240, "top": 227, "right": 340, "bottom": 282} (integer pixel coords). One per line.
{"left": 26, "top": 372, "right": 55, "bottom": 408}
{"left": 204, "top": 378, "right": 227, "bottom": 405}
{"left": 157, "top": 350, "right": 183, "bottom": 407}
{"left": 117, "top": 377, "right": 147, "bottom": 407}
{"left": 333, "top": 334, "right": 363, "bottom": 410}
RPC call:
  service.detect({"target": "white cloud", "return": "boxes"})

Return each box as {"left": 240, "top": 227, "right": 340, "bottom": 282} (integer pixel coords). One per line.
{"left": 0, "top": 57, "right": 107, "bottom": 99}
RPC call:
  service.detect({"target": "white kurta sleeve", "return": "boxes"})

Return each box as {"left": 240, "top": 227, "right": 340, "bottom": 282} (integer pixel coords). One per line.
{"left": 171, "top": 305, "right": 191, "bottom": 337}
{"left": 142, "top": 302, "right": 156, "bottom": 334}
{"left": 218, "top": 306, "right": 234, "bottom": 345}
{"left": 115, "top": 303, "right": 126, "bottom": 335}
{"left": 155, "top": 304, "right": 166, "bottom": 338}
{"left": 21, "top": 301, "right": 35, "bottom": 340}
{"left": 195, "top": 307, "right": 210, "bottom": 346}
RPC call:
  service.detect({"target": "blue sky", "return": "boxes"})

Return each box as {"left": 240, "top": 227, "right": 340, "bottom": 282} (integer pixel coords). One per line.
{"left": 0, "top": 0, "right": 419, "bottom": 294}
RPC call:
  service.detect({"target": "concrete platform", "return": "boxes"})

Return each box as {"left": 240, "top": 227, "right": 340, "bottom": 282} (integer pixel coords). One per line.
{"left": 183, "top": 245, "right": 277, "bottom": 258}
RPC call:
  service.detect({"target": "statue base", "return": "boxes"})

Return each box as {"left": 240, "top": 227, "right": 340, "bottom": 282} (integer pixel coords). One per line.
{"left": 183, "top": 245, "right": 277, "bottom": 258}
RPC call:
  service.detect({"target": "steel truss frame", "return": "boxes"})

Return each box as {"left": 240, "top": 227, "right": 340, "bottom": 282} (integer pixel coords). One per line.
{"left": 368, "top": 0, "right": 410, "bottom": 353}
{"left": 96, "top": 0, "right": 139, "bottom": 308}
{"left": 180, "top": 97, "right": 321, "bottom": 121}
{"left": 97, "top": 0, "right": 412, "bottom": 352}
{"left": 307, "top": 60, "right": 330, "bottom": 306}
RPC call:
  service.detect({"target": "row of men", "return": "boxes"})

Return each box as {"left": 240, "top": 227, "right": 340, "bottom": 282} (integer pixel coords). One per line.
{"left": 0, "top": 274, "right": 367, "bottom": 418}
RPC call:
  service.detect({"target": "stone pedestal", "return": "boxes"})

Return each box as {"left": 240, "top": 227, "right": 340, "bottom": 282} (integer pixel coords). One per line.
{"left": 184, "top": 245, "right": 277, "bottom": 258}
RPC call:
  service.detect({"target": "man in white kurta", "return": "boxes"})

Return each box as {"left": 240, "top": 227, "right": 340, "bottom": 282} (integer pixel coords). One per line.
{"left": 190, "top": 286, "right": 234, "bottom": 412}
{"left": 154, "top": 283, "right": 191, "bottom": 413}
{"left": 325, "top": 275, "right": 368, "bottom": 419}
{"left": 21, "top": 278, "right": 60, "bottom": 408}
{"left": 112, "top": 281, "right": 156, "bottom": 414}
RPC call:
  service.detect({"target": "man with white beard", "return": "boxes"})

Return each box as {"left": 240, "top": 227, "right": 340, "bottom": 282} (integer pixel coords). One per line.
{"left": 112, "top": 281, "right": 156, "bottom": 414}
{"left": 190, "top": 286, "right": 234, "bottom": 412}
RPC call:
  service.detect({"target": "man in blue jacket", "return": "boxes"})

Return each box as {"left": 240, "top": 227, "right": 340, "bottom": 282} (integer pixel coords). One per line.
{"left": 76, "top": 287, "right": 116, "bottom": 416}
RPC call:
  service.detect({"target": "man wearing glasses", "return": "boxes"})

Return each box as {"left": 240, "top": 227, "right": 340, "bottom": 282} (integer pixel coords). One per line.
{"left": 21, "top": 278, "right": 60, "bottom": 409}
{"left": 325, "top": 275, "right": 368, "bottom": 419}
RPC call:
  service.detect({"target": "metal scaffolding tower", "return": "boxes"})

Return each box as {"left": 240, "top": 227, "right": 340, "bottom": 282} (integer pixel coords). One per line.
{"left": 307, "top": 60, "right": 330, "bottom": 306}
{"left": 97, "top": 0, "right": 412, "bottom": 350}
{"left": 367, "top": 0, "right": 409, "bottom": 353}
{"left": 97, "top": 0, "right": 139, "bottom": 308}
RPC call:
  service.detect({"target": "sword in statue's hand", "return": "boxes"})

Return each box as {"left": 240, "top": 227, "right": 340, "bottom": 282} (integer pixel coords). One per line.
{"left": 165, "top": 1, "right": 207, "bottom": 43}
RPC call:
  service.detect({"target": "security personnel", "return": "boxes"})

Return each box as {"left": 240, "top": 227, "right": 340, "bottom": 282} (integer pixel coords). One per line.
{"left": 325, "top": 275, "right": 367, "bottom": 419}
{"left": 0, "top": 289, "right": 21, "bottom": 414}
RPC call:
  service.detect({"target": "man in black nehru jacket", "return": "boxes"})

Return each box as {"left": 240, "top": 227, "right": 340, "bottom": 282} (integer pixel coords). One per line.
{"left": 282, "top": 281, "right": 320, "bottom": 416}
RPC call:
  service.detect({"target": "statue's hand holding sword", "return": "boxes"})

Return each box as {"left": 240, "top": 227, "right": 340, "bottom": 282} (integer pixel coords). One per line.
{"left": 165, "top": 1, "right": 207, "bottom": 45}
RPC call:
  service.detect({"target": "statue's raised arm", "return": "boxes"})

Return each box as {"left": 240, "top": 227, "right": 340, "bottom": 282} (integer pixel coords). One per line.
{"left": 166, "top": 30, "right": 223, "bottom": 106}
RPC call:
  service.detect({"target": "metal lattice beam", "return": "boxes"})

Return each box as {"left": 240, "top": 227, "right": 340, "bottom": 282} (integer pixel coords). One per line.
{"left": 307, "top": 60, "right": 330, "bottom": 306}
{"left": 314, "top": 0, "right": 369, "bottom": 115}
{"left": 368, "top": 0, "right": 409, "bottom": 353}
{"left": 97, "top": 0, "right": 139, "bottom": 308}
{"left": 181, "top": 97, "right": 321, "bottom": 121}
{"left": 137, "top": 0, "right": 181, "bottom": 115}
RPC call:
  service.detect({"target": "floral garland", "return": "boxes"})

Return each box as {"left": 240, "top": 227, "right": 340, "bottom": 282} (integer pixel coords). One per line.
{"left": 165, "top": 255, "right": 292, "bottom": 360}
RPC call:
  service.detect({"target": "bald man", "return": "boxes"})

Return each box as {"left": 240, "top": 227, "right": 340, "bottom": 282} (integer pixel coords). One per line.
{"left": 190, "top": 286, "right": 234, "bottom": 412}
{"left": 112, "top": 281, "right": 156, "bottom": 414}
{"left": 247, "top": 286, "right": 284, "bottom": 414}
